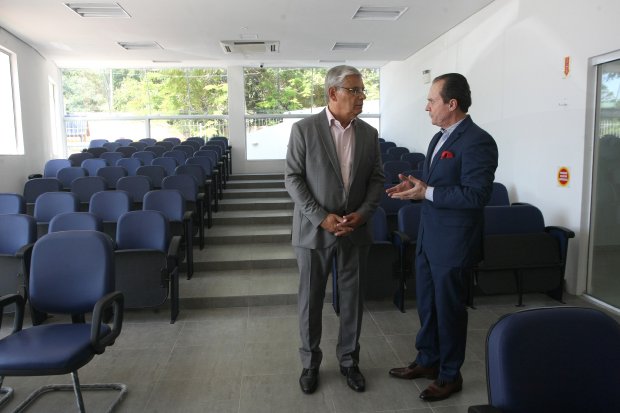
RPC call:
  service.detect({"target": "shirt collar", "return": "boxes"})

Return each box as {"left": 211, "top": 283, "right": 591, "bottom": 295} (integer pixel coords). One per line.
{"left": 326, "top": 107, "right": 356, "bottom": 128}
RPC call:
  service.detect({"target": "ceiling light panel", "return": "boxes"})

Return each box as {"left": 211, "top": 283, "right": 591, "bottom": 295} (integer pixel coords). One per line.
{"left": 117, "top": 41, "right": 163, "bottom": 50}
{"left": 332, "top": 42, "right": 371, "bottom": 51}
{"left": 352, "top": 6, "right": 408, "bottom": 21}
{"left": 65, "top": 3, "right": 130, "bottom": 18}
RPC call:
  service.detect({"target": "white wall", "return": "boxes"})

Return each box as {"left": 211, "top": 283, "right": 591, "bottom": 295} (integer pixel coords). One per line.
{"left": 380, "top": 0, "right": 620, "bottom": 295}
{"left": 0, "top": 27, "right": 61, "bottom": 193}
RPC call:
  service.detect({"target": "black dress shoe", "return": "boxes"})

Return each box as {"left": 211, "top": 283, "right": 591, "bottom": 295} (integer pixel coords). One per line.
{"left": 340, "top": 365, "right": 365, "bottom": 392}
{"left": 419, "top": 373, "right": 463, "bottom": 402}
{"left": 389, "top": 362, "right": 439, "bottom": 380}
{"left": 299, "top": 368, "right": 319, "bottom": 394}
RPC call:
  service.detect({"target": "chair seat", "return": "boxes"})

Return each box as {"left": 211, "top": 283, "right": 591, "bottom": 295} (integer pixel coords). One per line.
{"left": 0, "top": 323, "right": 110, "bottom": 376}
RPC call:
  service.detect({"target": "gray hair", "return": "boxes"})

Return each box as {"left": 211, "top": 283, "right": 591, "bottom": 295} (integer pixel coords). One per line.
{"left": 324, "top": 65, "right": 362, "bottom": 100}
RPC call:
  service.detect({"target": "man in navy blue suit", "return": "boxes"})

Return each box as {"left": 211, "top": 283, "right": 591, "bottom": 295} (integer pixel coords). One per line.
{"left": 386, "top": 73, "right": 498, "bottom": 401}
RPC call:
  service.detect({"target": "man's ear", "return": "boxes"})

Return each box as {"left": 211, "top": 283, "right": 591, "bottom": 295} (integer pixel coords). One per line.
{"left": 328, "top": 87, "right": 338, "bottom": 102}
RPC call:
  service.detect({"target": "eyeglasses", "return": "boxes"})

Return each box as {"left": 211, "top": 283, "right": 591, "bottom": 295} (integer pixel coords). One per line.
{"left": 336, "top": 86, "right": 366, "bottom": 96}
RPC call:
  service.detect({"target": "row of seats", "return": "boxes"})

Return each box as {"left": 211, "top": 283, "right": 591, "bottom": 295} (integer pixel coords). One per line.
{"left": 0, "top": 209, "right": 181, "bottom": 324}
{"left": 333, "top": 187, "right": 574, "bottom": 313}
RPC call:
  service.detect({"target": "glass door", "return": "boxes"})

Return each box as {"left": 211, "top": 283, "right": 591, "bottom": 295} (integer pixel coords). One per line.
{"left": 588, "top": 58, "right": 620, "bottom": 306}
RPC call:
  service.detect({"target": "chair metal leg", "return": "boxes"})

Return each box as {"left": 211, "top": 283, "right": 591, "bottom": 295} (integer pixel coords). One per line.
{"left": 71, "top": 371, "right": 86, "bottom": 412}
{"left": 0, "top": 377, "right": 14, "bottom": 410}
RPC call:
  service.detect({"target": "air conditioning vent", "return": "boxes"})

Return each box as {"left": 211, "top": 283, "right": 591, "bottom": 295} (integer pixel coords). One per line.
{"left": 220, "top": 41, "right": 280, "bottom": 55}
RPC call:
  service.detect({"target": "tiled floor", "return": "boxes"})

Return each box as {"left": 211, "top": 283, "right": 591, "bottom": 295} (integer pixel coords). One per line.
{"left": 0, "top": 292, "right": 609, "bottom": 413}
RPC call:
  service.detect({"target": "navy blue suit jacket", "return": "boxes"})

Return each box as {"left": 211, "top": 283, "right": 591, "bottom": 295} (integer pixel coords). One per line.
{"left": 416, "top": 115, "right": 498, "bottom": 267}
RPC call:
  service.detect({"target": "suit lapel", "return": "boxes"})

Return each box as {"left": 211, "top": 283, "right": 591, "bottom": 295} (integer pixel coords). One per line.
{"left": 423, "top": 130, "right": 444, "bottom": 179}
{"left": 317, "top": 109, "right": 344, "bottom": 184}
{"left": 426, "top": 116, "right": 472, "bottom": 180}
{"left": 349, "top": 120, "right": 365, "bottom": 185}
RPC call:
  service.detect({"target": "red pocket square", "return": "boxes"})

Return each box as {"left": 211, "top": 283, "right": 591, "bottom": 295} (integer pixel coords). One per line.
{"left": 440, "top": 150, "right": 454, "bottom": 159}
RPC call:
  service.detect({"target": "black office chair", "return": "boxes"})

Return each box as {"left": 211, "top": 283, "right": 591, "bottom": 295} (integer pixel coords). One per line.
{"left": 0, "top": 230, "right": 125, "bottom": 412}
{"left": 469, "top": 306, "right": 620, "bottom": 413}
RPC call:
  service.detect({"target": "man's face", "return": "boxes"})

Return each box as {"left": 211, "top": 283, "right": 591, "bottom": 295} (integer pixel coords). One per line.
{"left": 330, "top": 75, "right": 366, "bottom": 122}
{"left": 425, "top": 79, "right": 453, "bottom": 128}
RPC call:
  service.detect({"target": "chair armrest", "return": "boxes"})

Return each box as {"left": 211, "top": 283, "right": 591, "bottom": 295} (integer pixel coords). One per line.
{"left": 14, "top": 243, "right": 34, "bottom": 260}
{"left": 167, "top": 235, "right": 182, "bottom": 264}
{"left": 468, "top": 406, "right": 503, "bottom": 413}
{"left": 28, "top": 173, "right": 43, "bottom": 180}
{"left": 511, "top": 202, "right": 533, "bottom": 206}
{"left": 183, "top": 211, "right": 193, "bottom": 222}
{"left": 0, "top": 293, "right": 25, "bottom": 333}
{"left": 91, "top": 291, "right": 124, "bottom": 353}
{"left": 545, "top": 225, "right": 575, "bottom": 239}
{"left": 392, "top": 230, "right": 411, "bottom": 248}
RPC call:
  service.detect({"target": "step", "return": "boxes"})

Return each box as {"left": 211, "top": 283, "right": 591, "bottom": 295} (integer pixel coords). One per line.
{"left": 225, "top": 179, "right": 285, "bottom": 190}
{"left": 212, "top": 209, "right": 292, "bottom": 225}
{"left": 193, "top": 241, "right": 297, "bottom": 271}
{"left": 205, "top": 223, "right": 291, "bottom": 244}
{"left": 218, "top": 197, "right": 293, "bottom": 211}
{"left": 229, "top": 173, "right": 284, "bottom": 181}
{"left": 223, "top": 188, "right": 289, "bottom": 199}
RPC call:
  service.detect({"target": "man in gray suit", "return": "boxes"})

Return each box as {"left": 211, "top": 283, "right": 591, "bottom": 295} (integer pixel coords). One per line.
{"left": 285, "top": 65, "right": 385, "bottom": 394}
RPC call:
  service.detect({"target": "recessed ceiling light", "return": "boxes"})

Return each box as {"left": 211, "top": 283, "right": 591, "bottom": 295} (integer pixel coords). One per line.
{"left": 331, "top": 42, "right": 371, "bottom": 52}
{"left": 117, "top": 41, "right": 163, "bottom": 50}
{"left": 64, "top": 3, "right": 130, "bottom": 18}
{"left": 352, "top": 6, "right": 408, "bottom": 21}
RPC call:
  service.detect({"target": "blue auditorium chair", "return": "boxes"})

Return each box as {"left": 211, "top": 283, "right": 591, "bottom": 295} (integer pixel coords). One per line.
{"left": 85, "top": 146, "right": 107, "bottom": 158}
{"left": 173, "top": 144, "right": 195, "bottom": 159}
{"left": 469, "top": 307, "right": 620, "bottom": 413}
{"left": 70, "top": 175, "right": 107, "bottom": 210}
{"left": 68, "top": 151, "right": 93, "bottom": 167}
{"left": 209, "top": 136, "right": 231, "bottom": 176}
{"left": 379, "top": 141, "right": 396, "bottom": 154}
{"left": 181, "top": 139, "right": 201, "bottom": 152}
{"left": 136, "top": 165, "right": 167, "bottom": 189}
{"left": 144, "top": 145, "right": 166, "bottom": 158}
{"left": 383, "top": 160, "right": 412, "bottom": 184}
{"left": 0, "top": 193, "right": 26, "bottom": 214}
{"left": 87, "top": 138, "right": 108, "bottom": 148}
{"left": 139, "top": 138, "right": 157, "bottom": 146}
{"left": 89, "top": 190, "right": 131, "bottom": 240}
{"left": 23, "top": 177, "right": 62, "bottom": 215}
{"left": 96, "top": 165, "right": 127, "bottom": 189}
{"left": 132, "top": 150, "right": 155, "bottom": 166}
{"left": 115, "top": 138, "right": 132, "bottom": 146}
{"left": 386, "top": 146, "right": 409, "bottom": 159}
{"left": 175, "top": 164, "right": 213, "bottom": 226}
{"left": 379, "top": 183, "right": 411, "bottom": 233}
{"left": 152, "top": 156, "right": 178, "bottom": 176}
{"left": 116, "top": 175, "right": 151, "bottom": 210}
{"left": 33, "top": 191, "right": 79, "bottom": 237}
{"left": 80, "top": 158, "right": 107, "bottom": 176}
{"left": 43, "top": 158, "right": 71, "bottom": 178}
{"left": 163, "top": 149, "right": 187, "bottom": 166}
{"left": 391, "top": 203, "right": 422, "bottom": 312}
{"left": 128, "top": 141, "right": 147, "bottom": 151}
{"left": 56, "top": 166, "right": 88, "bottom": 190}
{"left": 400, "top": 152, "right": 425, "bottom": 169}
{"left": 473, "top": 204, "right": 575, "bottom": 307}
{"left": 488, "top": 182, "right": 510, "bottom": 206}
{"left": 116, "top": 157, "right": 142, "bottom": 176}
{"left": 162, "top": 174, "right": 205, "bottom": 248}
{"left": 115, "top": 145, "right": 138, "bottom": 158}
{"left": 0, "top": 230, "right": 125, "bottom": 412}
{"left": 186, "top": 155, "right": 221, "bottom": 205}
{"left": 102, "top": 141, "right": 121, "bottom": 152}
{"left": 99, "top": 151, "right": 123, "bottom": 166}
{"left": 155, "top": 141, "right": 175, "bottom": 151}
{"left": 163, "top": 137, "right": 181, "bottom": 146}
{"left": 201, "top": 143, "right": 228, "bottom": 185}
{"left": 144, "top": 189, "right": 194, "bottom": 278}
{"left": 49, "top": 211, "right": 103, "bottom": 232}
{"left": 115, "top": 210, "right": 181, "bottom": 323}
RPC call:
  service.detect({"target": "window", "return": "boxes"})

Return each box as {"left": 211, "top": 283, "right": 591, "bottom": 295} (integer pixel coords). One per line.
{"left": 62, "top": 68, "right": 228, "bottom": 153}
{"left": 0, "top": 47, "right": 23, "bottom": 155}
{"left": 244, "top": 67, "right": 380, "bottom": 160}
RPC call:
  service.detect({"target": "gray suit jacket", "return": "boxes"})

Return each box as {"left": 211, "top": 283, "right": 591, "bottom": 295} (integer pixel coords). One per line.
{"left": 285, "top": 108, "right": 385, "bottom": 249}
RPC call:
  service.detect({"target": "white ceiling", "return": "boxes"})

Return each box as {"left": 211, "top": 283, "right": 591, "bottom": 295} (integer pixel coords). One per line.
{"left": 0, "top": 0, "right": 495, "bottom": 68}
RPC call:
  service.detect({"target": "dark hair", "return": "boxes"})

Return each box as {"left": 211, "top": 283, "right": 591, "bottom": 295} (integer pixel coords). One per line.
{"left": 433, "top": 73, "right": 472, "bottom": 113}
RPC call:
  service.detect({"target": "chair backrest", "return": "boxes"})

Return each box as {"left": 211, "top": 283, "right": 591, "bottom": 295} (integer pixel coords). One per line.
{"left": 0, "top": 193, "right": 26, "bottom": 214}
{"left": 81, "top": 158, "right": 107, "bottom": 176}
{"left": 139, "top": 138, "right": 157, "bottom": 146}
{"left": 136, "top": 165, "right": 167, "bottom": 189}
{"left": 85, "top": 147, "right": 108, "bottom": 158}
{"left": 163, "top": 149, "right": 187, "bottom": 165}
{"left": 96, "top": 165, "right": 128, "bottom": 189}
{"left": 181, "top": 140, "right": 201, "bottom": 152}
{"left": 115, "top": 138, "right": 132, "bottom": 146}
{"left": 175, "top": 163, "right": 206, "bottom": 186}
{"left": 397, "top": 203, "right": 422, "bottom": 239}
{"left": 400, "top": 152, "right": 425, "bottom": 168}
{"left": 488, "top": 182, "right": 510, "bottom": 206}
{"left": 485, "top": 307, "right": 620, "bottom": 413}
{"left": 43, "top": 159, "right": 71, "bottom": 178}
{"left": 88, "top": 138, "right": 108, "bottom": 148}
{"left": 116, "top": 176, "right": 152, "bottom": 204}
{"left": 369, "top": 207, "right": 390, "bottom": 242}
{"left": 102, "top": 141, "right": 121, "bottom": 152}
{"left": 173, "top": 144, "right": 195, "bottom": 158}
{"left": 70, "top": 176, "right": 107, "bottom": 203}
{"left": 163, "top": 137, "right": 181, "bottom": 146}
{"left": 0, "top": 214, "right": 36, "bottom": 254}
{"left": 100, "top": 151, "right": 124, "bottom": 166}
{"left": 68, "top": 151, "right": 93, "bottom": 167}
{"left": 49, "top": 211, "right": 103, "bottom": 232}
{"left": 484, "top": 204, "right": 545, "bottom": 235}
{"left": 201, "top": 144, "right": 222, "bottom": 158}
{"left": 116, "top": 157, "right": 142, "bottom": 176}
{"left": 383, "top": 160, "right": 411, "bottom": 184}
{"left": 143, "top": 189, "right": 185, "bottom": 222}
{"left": 23, "top": 178, "right": 62, "bottom": 203}
{"left": 128, "top": 141, "right": 147, "bottom": 151}
{"left": 56, "top": 166, "right": 88, "bottom": 189}
{"left": 29, "top": 230, "right": 115, "bottom": 314}
{"left": 185, "top": 156, "right": 213, "bottom": 176}
{"left": 152, "top": 156, "right": 178, "bottom": 176}
{"left": 162, "top": 174, "right": 199, "bottom": 202}
{"left": 144, "top": 145, "right": 166, "bottom": 157}
{"left": 116, "top": 210, "right": 170, "bottom": 251}
{"left": 387, "top": 146, "right": 410, "bottom": 158}
{"left": 132, "top": 150, "right": 155, "bottom": 166}
{"left": 89, "top": 190, "right": 131, "bottom": 221}
{"left": 156, "top": 141, "right": 175, "bottom": 151}
{"left": 116, "top": 145, "right": 138, "bottom": 158}
{"left": 34, "top": 191, "right": 79, "bottom": 222}
{"left": 379, "top": 141, "right": 397, "bottom": 153}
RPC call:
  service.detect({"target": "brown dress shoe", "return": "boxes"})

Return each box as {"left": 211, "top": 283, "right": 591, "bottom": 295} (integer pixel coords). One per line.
{"left": 419, "top": 374, "right": 463, "bottom": 402}
{"left": 388, "top": 362, "right": 439, "bottom": 380}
